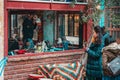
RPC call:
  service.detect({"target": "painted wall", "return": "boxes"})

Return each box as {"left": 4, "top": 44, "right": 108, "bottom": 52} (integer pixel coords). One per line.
{"left": 43, "top": 11, "right": 54, "bottom": 45}
{"left": 0, "top": 0, "right": 4, "bottom": 79}
{"left": 99, "top": 0, "right": 105, "bottom": 27}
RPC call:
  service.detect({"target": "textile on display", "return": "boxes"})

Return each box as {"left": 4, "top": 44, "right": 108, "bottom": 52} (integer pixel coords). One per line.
{"left": 38, "top": 61, "right": 84, "bottom": 80}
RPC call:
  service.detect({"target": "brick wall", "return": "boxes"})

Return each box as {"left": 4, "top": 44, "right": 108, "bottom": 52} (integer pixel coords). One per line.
{"left": 4, "top": 50, "right": 84, "bottom": 80}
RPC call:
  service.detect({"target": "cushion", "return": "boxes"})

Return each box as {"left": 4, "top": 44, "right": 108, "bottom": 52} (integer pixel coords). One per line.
{"left": 38, "top": 64, "right": 57, "bottom": 78}
{"left": 39, "top": 78, "right": 52, "bottom": 80}
{"left": 28, "top": 74, "right": 44, "bottom": 80}
{"left": 38, "top": 61, "right": 84, "bottom": 80}
{"left": 17, "top": 49, "right": 26, "bottom": 54}
{"left": 55, "top": 61, "right": 83, "bottom": 80}
{"left": 53, "top": 74, "right": 65, "bottom": 80}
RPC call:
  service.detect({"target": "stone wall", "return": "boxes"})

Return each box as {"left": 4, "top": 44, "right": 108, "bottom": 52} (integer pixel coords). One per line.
{"left": 0, "top": 0, "right": 4, "bottom": 60}
{"left": 0, "top": 0, "right": 4, "bottom": 80}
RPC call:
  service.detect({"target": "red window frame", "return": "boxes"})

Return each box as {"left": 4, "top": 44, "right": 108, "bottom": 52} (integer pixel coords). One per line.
{"left": 4, "top": 0, "right": 87, "bottom": 56}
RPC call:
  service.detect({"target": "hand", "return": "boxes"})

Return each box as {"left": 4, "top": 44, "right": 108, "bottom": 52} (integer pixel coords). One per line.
{"left": 86, "top": 47, "right": 89, "bottom": 51}
{"left": 83, "top": 43, "right": 87, "bottom": 48}
{"left": 83, "top": 47, "right": 89, "bottom": 52}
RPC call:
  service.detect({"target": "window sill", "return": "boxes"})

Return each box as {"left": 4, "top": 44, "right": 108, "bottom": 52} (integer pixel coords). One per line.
{"left": 8, "top": 49, "right": 84, "bottom": 62}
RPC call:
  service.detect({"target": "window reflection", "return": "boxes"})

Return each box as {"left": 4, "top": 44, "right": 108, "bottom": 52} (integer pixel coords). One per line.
{"left": 8, "top": 0, "right": 87, "bottom": 57}
{"left": 74, "top": 14, "right": 79, "bottom": 36}
{"left": 8, "top": 10, "right": 83, "bottom": 56}
{"left": 58, "top": 14, "right": 77, "bottom": 37}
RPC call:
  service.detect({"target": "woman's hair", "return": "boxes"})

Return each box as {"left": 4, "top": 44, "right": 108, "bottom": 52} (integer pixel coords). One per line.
{"left": 93, "top": 25, "right": 102, "bottom": 44}
{"left": 94, "top": 25, "right": 101, "bottom": 33}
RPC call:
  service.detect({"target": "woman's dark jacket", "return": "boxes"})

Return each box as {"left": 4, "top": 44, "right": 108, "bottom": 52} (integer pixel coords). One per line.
{"left": 86, "top": 43, "right": 103, "bottom": 77}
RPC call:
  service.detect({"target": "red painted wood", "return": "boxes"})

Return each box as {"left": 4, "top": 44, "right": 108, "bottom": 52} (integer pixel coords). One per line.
{"left": 87, "top": 19, "right": 93, "bottom": 42}
{"left": 7, "top": 1, "right": 51, "bottom": 10}
{"left": 51, "top": 3, "right": 86, "bottom": 11}
{"left": 4, "top": 0, "right": 8, "bottom": 57}
{"left": 6, "top": 1, "right": 86, "bottom": 11}
{"left": 83, "top": 23, "right": 87, "bottom": 42}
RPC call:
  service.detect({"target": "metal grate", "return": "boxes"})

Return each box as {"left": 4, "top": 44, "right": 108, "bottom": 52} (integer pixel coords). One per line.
{"left": 107, "top": 6, "right": 120, "bottom": 40}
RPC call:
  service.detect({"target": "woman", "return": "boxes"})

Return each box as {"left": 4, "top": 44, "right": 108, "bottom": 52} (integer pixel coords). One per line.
{"left": 85, "top": 26, "right": 103, "bottom": 80}
{"left": 101, "top": 27, "right": 114, "bottom": 47}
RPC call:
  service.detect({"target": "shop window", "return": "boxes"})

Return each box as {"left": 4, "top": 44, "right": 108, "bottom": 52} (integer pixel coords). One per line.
{"left": 8, "top": 11, "right": 83, "bottom": 56}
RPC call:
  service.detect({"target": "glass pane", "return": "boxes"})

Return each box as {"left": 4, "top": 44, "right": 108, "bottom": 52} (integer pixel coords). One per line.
{"left": 74, "top": 14, "right": 79, "bottom": 36}
{"left": 65, "top": 14, "right": 68, "bottom": 36}
{"left": 58, "top": 14, "right": 65, "bottom": 38}
{"left": 68, "top": 14, "right": 74, "bottom": 36}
